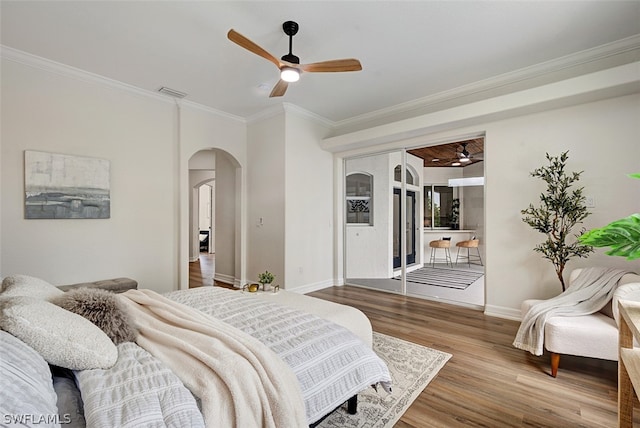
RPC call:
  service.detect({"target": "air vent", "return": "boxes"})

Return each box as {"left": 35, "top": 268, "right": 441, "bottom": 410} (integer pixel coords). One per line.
{"left": 158, "top": 87, "right": 187, "bottom": 98}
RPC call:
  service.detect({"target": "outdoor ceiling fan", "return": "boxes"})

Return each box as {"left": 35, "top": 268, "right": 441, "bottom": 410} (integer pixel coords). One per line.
{"left": 448, "top": 143, "right": 483, "bottom": 166}
{"left": 227, "top": 21, "right": 362, "bottom": 97}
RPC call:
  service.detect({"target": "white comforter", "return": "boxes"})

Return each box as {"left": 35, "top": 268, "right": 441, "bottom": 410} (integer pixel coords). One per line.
{"left": 165, "top": 286, "right": 392, "bottom": 424}
{"left": 75, "top": 342, "right": 205, "bottom": 428}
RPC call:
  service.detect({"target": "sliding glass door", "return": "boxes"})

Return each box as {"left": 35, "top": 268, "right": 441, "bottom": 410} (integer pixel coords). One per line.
{"left": 393, "top": 189, "right": 416, "bottom": 269}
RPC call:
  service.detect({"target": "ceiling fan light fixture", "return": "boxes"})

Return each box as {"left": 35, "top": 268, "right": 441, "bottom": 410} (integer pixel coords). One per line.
{"left": 451, "top": 161, "right": 461, "bottom": 166}
{"left": 460, "top": 157, "right": 471, "bottom": 163}
{"left": 280, "top": 67, "right": 300, "bottom": 83}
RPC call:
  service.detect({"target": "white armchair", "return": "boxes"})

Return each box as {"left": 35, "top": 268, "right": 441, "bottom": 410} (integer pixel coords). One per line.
{"left": 521, "top": 268, "right": 640, "bottom": 377}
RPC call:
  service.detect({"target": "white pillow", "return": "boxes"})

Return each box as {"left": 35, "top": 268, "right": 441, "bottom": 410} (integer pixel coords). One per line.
{"left": 0, "top": 296, "right": 118, "bottom": 370}
{"left": 1, "top": 274, "right": 63, "bottom": 300}
{"left": 0, "top": 330, "right": 60, "bottom": 422}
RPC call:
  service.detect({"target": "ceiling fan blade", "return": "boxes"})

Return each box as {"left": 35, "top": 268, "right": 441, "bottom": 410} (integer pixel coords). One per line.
{"left": 300, "top": 59, "right": 362, "bottom": 73}
{"left": 227, "top": 29, "right": 281, "bottom": 68}
{"left": 269, "top": 80, "right": 289, "bottom": 97}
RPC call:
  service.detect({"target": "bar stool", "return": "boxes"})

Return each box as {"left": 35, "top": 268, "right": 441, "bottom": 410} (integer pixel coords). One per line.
{"left": 429, "top": 239, "right": 452, "bottom": 268}
{"left": 455, "top": 239, "right": 483, "bottom": 267}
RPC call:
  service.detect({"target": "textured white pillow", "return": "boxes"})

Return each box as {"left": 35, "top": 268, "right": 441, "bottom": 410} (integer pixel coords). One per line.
{"left": 1, "top": 274, "right": 64, "bottom": 300}
{"left": 0, "top": 296, "right": 118, "bottom": 370}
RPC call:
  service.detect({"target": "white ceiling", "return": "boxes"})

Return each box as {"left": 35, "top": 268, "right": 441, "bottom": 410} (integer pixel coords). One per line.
{"left": 1, "top": 1, "right": 639, "bottom": 124}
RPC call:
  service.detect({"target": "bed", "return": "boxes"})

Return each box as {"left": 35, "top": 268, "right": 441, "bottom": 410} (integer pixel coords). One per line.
{"left": 0, "top": 275, "right": 391, "bottom": 427}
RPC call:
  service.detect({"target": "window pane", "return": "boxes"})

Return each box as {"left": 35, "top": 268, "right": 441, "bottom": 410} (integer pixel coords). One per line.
{"left": 346, "top": 198, "right": 370, "bottom": 224}
{"left": 346, "top": 173, "right": 371, "bottom": 197}
{"left": 424, "top": 188, "right": 433, "bottom": 227}
{"left": 434, "top": 185, "right": 453, "bottom": 228}
{"left": 394, "top": 165, "right": 414, "bottom": 185}
{"left": 424, "top": 185, "right": 457, "bottom": 229}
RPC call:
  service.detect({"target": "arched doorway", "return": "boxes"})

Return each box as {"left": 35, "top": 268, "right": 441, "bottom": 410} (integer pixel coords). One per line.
{"left": 185, "top": 148, "right": 242, "bottom": 289}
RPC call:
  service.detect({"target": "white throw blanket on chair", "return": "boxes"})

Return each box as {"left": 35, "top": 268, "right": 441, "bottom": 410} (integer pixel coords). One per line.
{"left": 513, "top": 267, "right": 630, "bottom": 356}
{"left": 118, "top": 289, "right": 307, "bottom": 428}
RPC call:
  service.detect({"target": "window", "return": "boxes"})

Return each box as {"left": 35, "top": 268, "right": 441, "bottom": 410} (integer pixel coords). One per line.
{"left": 393, "top": 165, "right": 414, "bottom": 185}
{"left": 424, "top": 184, "right": 459, "bottom": 229}
{"left": 346, "top": 173, "right": 372, "bottom": 225}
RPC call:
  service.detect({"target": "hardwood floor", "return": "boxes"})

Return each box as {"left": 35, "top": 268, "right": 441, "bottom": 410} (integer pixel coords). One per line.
{"left": 189, "top": 252, "right": 235, "bottom": 289}
{"left": 189, "top": 253, "right": 215, "bottom": 288}
{"left": 309, "top": 285, "right": 640, "bottom": 428}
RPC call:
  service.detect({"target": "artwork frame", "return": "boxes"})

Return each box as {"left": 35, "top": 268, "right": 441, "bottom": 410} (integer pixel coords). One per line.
{"left": 24, "top": 150, "right": 111, "bottom": 219}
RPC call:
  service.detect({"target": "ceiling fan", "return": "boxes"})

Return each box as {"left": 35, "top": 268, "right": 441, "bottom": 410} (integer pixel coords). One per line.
{"left": 447, "top": 143, "right": 484, "bottom": 166}
{"left": 227, "top": 21, "right": 362, "bottom": 97}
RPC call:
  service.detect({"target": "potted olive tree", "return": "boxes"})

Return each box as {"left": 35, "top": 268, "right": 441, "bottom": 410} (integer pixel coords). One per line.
{"left": 521, "top": 151, "right": 593, "bottom": 291}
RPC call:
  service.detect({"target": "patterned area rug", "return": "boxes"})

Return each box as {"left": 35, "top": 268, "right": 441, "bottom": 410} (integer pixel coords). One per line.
{"left": 396, "top": 266, "right": 484, "bottom": 290}
{"left": 317, "top": 332, "right": 451, "bottom": 428}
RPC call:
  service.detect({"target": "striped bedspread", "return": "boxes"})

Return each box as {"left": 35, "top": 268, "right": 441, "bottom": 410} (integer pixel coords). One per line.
{"left": 165, "top": 287, "right": 392, "bottom": 424}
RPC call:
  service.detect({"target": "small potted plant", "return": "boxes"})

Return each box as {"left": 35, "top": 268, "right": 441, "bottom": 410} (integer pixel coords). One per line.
{"left": 258, "top": 271, "right": 275, "bottom": 291}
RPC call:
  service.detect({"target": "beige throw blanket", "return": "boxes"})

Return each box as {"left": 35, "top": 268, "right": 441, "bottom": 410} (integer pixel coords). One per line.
{"left": 513, "top": 267, "right": 630, "bottom": 356}
{"left": 118, "top": 289, "right": 307, "bottom": 428}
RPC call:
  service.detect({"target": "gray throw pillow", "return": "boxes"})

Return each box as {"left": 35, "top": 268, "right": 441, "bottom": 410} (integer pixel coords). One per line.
{"left": 51, "top": 288, "right": 137, "bottom": 345}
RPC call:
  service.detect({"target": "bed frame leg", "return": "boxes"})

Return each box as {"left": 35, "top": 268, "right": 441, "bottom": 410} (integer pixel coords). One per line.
{"left": 347, "top": 395, "right": 358, "bottom": 414}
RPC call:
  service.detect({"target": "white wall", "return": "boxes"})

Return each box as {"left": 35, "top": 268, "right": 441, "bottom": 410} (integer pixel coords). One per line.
{"left": 247, "top": 112, "right": 286, "bottom": 287}
{"left": 213, "top": 151, "right": 238, "bottom": 285}
{"left": 245, "top": 107, "right": 335, "bottom": 292}
{"left": 1, "top": 55, "right": 246, "bottom": 293}
{"left": 462, "top": 161, "right": 485, "bottom": 262}
{"left": 284, "top": 111, "right": 334, "bottom": 291}
{"left": 1, "top": 58, "right": 177, "bottom": 290}
{"left": 345, "top": 153, "right": 394, "bottom": 278}
{"left": 483, "top": 94, "right": 640, "bottom": 315}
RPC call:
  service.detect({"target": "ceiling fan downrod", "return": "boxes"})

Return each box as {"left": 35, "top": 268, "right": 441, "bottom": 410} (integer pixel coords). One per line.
{"left": 281, "top": 21, "right": 300, "bottom": 64}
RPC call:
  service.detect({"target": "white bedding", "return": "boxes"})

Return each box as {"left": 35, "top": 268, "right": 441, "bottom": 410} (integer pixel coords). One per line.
{"left": 74, "top": 342, "right": 205, "bottom": 428}
{"left": 165, "top": 287, "right": 392, "bottom": 424}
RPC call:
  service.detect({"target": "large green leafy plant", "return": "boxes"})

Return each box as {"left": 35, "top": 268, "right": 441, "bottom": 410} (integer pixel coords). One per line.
{"left": 579, "top": 174, "right": 640, "bottom": 260}
{"left": 521, "top": 151, "right": 593, "bottom": 291}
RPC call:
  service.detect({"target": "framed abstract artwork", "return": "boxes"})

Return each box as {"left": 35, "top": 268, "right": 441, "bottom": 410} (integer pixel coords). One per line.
{"left": 24, "top": 150, "right": 110, "bottom": 219}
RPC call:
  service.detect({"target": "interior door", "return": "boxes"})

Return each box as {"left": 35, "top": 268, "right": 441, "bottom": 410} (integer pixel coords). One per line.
{"left": 393, "top": 188, "right": 416, "bottom": 268}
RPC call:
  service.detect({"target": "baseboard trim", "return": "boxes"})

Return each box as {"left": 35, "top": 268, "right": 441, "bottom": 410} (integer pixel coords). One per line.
{"left": 484, "top": 304, "right": 521, "bottom": 321}
{"left": 288, "top": 279, "right": 337, "bottom": 295}
{"left": 214, "top": 273, "right": 238, "bottom": 288}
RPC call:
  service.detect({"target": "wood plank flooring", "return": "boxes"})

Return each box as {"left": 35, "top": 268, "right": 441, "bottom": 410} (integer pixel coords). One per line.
{"left": 309, "top": 285, "right": 640, "bottom": 428}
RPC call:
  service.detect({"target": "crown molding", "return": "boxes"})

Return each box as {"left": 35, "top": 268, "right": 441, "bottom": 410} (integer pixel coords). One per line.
{"left": 246, "top": 102, "right": 335, "bottom": 128}
{"left": 282, "top": 102, "right": 334, "bottom": 128}
{"left": 322, "top": 61, "right": 640, "bottom": 152}
{"left": 333, "top": 34, "right": 640, "bottom": 130}
{"left": 1, "top": 45, "right": 244, "bottom": 123}
{"left": 245, "top": 104, "right": 286, "bottom": 124}
{"left": 180, "top": 99, "right": 245, "bottom": 123}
